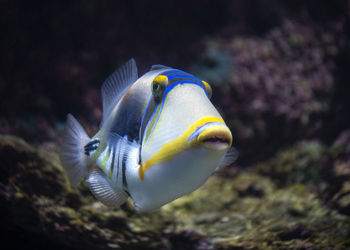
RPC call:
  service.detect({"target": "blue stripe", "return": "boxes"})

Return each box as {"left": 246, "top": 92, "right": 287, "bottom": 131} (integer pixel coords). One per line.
{"left": 167, "top": 74, "right": 200, "bottom": 81}
{"left": 143, "top": 101, "right": 159, "bottom": 144}
{"left": 162, "top": 70, "right": 188, "bottom": 76}
{"left": 188, "top": 122, "right": 227, "bottom": 141}
{"left": 164, "top": 80, "right": 206, "bottom": 97}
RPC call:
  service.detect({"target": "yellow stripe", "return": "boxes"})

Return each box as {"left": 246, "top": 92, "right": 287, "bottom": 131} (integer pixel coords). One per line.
{"left": 108, "top": 152, "right": 114, "bottom": 179}
{"left": 101, "top": 149, "right": 110, "bottom": 171}
{"left": 144, "top": 104, "right": 161, "bottom": 144}
{"left": 138, "top": 116, "right": 226, "bottom": 180}
{"left": 143, "top": 86, "right": 173, "bottom": 150}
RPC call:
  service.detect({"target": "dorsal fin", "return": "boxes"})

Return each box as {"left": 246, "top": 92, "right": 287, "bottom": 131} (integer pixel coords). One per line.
{"left": 150, "top": 64, "right": 171, "bottom": 71}
{"left": 100, "top": 58, "right": 138, "bottom": 126}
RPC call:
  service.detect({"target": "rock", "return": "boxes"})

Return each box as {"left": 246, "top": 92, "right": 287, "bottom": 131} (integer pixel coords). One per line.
{"left": 255, "top": 135, "right": 350, "bottom": 217}
{"left": 277, "top": 223, "right": 311, "bottom": 241}
{"left": 255, "top": 141, "right": 325, "bottom": 187}
{"left": 0, "top": 135, "right": 167, "bottom": 249}
{"left": 1, "top": 135, "right": 349, "bottom": 249}
{"left": 235, "top": 182, "right": 264, "bottom": 198}
{"left": 326, "top": 130, "right": 350, "bottom": 216}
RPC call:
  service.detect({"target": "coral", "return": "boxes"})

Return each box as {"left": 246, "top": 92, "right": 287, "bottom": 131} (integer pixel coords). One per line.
{"left": 256, "top": 141, "right": 325, "bottom": 187}
{"left": 227, "top": 20, "right": 338, "bottom": 122}
{"left": 0, "top": 135, "right": 168, "bottom": 249}
{"left": 324, "top": 130, "right": 350, "bottom": 215}
{"left": 1, "top": 135, "right": 349, "bottom": 249}
{"left": 254, "top": 132, "right": 350, "bottom": 216}
{"left": 163, "top": 172, "right": 350, "bottom": 249}
{"left": 192, "top": 19, "right": 347, "bottom": 164}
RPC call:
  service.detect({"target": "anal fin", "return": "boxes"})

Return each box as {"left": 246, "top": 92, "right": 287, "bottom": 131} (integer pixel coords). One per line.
{"left": 86, "top": 168, "right": 128, "bottom": 207}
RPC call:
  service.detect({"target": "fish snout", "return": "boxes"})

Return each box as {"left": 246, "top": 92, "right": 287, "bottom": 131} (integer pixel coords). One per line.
{"left": 189, "top": 123, "right": 232, "bottom": 150}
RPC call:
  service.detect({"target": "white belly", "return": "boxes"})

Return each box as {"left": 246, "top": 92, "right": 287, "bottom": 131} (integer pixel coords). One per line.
{"left": 127, "top": 147, "right": 225, "bottom": 211}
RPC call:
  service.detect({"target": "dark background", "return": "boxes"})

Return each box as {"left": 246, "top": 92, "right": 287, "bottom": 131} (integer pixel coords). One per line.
{"left": 0, "top": 0, "right": 349, "bottom": 167}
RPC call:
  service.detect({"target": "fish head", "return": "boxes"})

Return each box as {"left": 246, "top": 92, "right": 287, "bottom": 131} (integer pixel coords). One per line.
{"left": 130, "top": 69, "right": 233, "bottom": 211}
{"left": 140, "top": 71, "right": 232, "bottom": 179}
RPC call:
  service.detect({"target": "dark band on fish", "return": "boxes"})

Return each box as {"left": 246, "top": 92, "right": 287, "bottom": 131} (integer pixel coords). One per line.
{"left": 139, "top": 96, "right": 157, "bottom": 147}
{"left": 122, "top": 152, "right": 128, "bottom": 188}
{"left": 84, "top": 139, "right": 100, "bottom": 156}
{"left": 116, "top": 153, "right": 120, "bottom": 182}
{"left": 110, "top": 147, "right": 116, "bottom": 179}
{"left": 124, "top": 189, "right": 131, "bottom": 197}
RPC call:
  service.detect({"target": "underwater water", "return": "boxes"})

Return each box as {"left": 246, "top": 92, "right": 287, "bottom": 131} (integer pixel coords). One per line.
{"left": 0, "top": 1, "right": 349, "bottom": 249}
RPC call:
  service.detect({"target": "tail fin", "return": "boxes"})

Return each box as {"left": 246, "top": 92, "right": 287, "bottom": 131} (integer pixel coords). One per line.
{"left": 60, "top": 114, "right": 91, "bottom": 186}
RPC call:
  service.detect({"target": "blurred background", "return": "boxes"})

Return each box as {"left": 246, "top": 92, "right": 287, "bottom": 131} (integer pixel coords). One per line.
{"left": 1, "top": 0, "right": 349, "bottom": 165}
{"left": 0, "top": 0, "right": 350, "bottom": 249}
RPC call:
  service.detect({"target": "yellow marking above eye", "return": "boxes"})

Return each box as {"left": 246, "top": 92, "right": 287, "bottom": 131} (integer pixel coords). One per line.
{"left": 151, "top": 75, "right": 168, "bottom": 99}
{"left": 202, "top": 80, "right": 212, "bottom": 99}
{"left": 138, "top": 116, "right": 229, "bottom": 180}
{"left": 152, "top": 75, "right": 168, "bottom": 90}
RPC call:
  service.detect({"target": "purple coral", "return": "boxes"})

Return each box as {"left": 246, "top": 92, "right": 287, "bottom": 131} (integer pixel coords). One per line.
{"left": 210, "top": 19, "right": 346, "bottom": 163}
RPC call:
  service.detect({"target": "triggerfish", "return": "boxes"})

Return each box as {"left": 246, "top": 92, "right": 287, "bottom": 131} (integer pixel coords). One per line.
{"left": 60, "top": 59, "right": 237, "bottom": 211}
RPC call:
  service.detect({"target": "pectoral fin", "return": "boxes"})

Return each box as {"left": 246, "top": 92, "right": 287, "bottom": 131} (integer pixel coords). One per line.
{"left": 86, "top": 168, "right": 128, "bottom": 208}
{"left": 216, "top": 147, "right": 239, "bottom": 171}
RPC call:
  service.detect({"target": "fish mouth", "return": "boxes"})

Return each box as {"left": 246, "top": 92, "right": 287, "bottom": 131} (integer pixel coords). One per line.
{"left": 197, "top": 124, "right": 232, "bottom": 150}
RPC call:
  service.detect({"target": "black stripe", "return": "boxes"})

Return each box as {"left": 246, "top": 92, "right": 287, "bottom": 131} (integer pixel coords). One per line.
{"left": 124, "top": 189, "right": 131, "bottom": 197}
{"left": 110, "top": 147, "right": 116, "bottom": 178}
{"left": 122, "top": 152, "right": 128, "bottom": 188}
{"left": 85, "top": 138, "right": 100, "bottom": 147}
{"left": 84, "top": 139, "right": 100, "bottom": 156}
{"left": 139, "top": 98, "right": 157, "bottom": 145}
{"left": 116, "top": 146, "right": 120, "bottom": 181}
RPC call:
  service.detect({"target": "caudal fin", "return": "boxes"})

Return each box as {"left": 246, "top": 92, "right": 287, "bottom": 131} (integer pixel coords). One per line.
{"left": 60, "top": 114, "right": 91, "bottom": 186}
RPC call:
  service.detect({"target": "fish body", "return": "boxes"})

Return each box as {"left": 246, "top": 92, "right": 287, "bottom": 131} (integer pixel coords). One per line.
{"left": 60, "top": 59, "right": 237, "bottom": 211}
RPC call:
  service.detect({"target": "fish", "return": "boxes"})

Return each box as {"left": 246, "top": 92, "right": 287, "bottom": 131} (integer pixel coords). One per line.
{"left": 60, "top": 58, "right": 237, "bottom": 211}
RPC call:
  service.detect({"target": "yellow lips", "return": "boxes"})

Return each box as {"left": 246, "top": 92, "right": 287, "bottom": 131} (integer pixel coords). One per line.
{"left": 138, "top": 117, "right": 232, "bottom": 180}
{"left": 197, "top": 125, "right": 232, "bottom": 150}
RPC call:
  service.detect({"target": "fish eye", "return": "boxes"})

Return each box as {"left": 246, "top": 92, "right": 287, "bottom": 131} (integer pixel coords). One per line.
{"left": 152, "top": 83, "right": 160, "bottom": 91}
{"left": 151, "top": 75, "right": 168, "bottom": 100}
{"left": 202, "top": 80, "right": 212, "bottom": 99}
